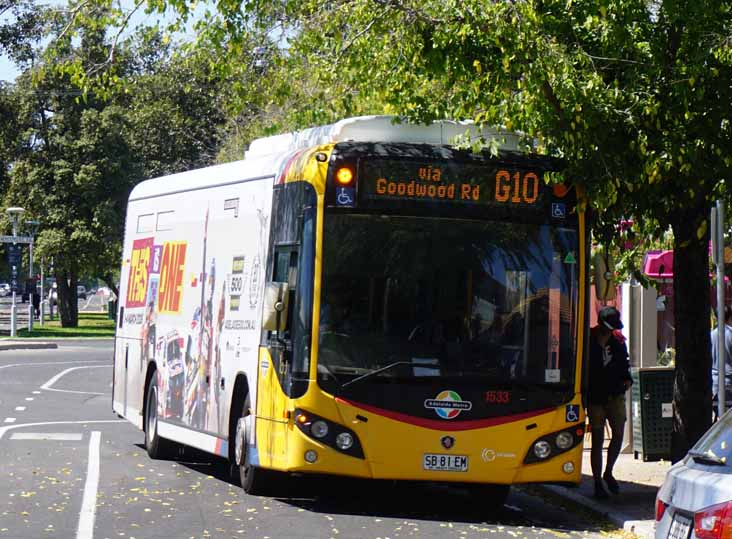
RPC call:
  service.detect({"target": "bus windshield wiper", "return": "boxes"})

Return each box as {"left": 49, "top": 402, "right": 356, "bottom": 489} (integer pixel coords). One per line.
{"left": 340, "top": 361, "right": 413, "bottom": 389}
{"left": 688, "top": 451, "right": 727, "bottom": 466}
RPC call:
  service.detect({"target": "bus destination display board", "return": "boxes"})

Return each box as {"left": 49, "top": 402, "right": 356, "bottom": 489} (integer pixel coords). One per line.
{"left": 360, "top": 159, "right": 549, "bottom": 209}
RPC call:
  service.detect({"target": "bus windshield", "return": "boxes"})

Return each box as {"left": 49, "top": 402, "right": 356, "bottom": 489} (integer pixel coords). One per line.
{"left": 317, "top": 213, "right": 579, "bottom": 395}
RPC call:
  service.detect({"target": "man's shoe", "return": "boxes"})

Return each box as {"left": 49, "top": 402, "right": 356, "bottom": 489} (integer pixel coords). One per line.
{"left": 594, "top": 481, "right": 610, "bottom": 499}
{"left": 603, "top": 473, "right": 620, "bottom": 494}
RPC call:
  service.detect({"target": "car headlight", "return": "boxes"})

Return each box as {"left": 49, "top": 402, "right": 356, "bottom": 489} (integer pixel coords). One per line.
{"left": 533, "top": 440, "right": 552, "bottom": 459}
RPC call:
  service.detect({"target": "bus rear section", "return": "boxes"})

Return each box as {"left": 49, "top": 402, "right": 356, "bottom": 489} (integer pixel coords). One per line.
{"left": 250, "top": 140, "right": 587, "bottom": 495}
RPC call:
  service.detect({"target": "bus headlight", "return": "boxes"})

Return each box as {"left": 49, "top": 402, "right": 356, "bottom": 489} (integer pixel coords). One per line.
{"left": 555, "top": 432, "right": 574, "bottom": 450}
{"left": 311, "top": 420, "right": 329, "bottom": 439}
{"left": 293, "top": 408, "right": 365, "bottom": 459}
{"left": 336, "top": 432, "right": 354, "bottom": 450}
{"left": 524, "top": 425, "right": 582, "bottom": 464}
{"left": 533, "top": 440, "right": 552, "bottom": 459}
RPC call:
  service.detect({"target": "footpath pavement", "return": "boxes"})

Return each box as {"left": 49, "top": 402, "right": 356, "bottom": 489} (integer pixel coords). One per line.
{"left": 544, "top": 448, "right": 669, "bottom": 539}
{"left": 0, "top": 338, "right": 58, "bottom": 350}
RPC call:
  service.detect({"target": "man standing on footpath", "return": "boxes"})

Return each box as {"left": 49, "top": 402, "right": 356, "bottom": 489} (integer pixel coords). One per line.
{"left": 587, "top": 306, "right": 633, "bottom": 499}
{"left": 711, "top": 305, "right": 732, "bottom": 421}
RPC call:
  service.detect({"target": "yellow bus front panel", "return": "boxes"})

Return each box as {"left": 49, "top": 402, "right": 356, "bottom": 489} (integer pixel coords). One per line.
{"left": 255, "top": 356, "right": 584, "bottom": 485}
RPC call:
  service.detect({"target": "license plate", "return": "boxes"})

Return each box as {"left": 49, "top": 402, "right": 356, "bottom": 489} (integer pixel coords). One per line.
{"left": 423, "top": 453, "right": 468, "bottom": 472}
{"left": 667, "top": 513, "right": 692, "bottom": 539}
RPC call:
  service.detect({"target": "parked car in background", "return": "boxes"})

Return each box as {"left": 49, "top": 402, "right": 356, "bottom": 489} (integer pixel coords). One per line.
{"left": 0, "top": 283, "right": 10, "bottom": 297}
{"left": 655, "top": 409, "right": 732, "bottom": 539}
{"left": 77, "top": 285, "right": 87, "bottom": 300}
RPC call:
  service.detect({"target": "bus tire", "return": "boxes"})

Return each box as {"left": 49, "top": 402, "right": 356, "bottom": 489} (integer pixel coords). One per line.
{"left": 144, "top": 373, "right": 173, "bottom": 459}
{"left": 234, "top": 397, "right": 267, "bottom": 495}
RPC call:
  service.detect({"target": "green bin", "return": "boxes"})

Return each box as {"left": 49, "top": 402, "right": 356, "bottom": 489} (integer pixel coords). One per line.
{"left": 108, "top": 299, "right": 118, "bottom": 321}
{"left": 631, "top": 366, "right": 674, "bottom": 461}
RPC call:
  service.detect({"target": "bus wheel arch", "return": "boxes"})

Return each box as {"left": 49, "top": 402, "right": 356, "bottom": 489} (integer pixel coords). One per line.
{"left": 229, "top": 374, "right": 269, "bottom": 494}
{"left": 228, "top": 374, "right": 250, "bottom": 465}
{"left": 143, "top": 363, "right": 174, "bottom": 459}
{"left": 142, "top": 362, "right": 158, "bottom": 438}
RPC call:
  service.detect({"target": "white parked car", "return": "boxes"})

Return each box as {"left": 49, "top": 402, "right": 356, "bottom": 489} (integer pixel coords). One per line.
{"left": 0, "top": 283, "right": 10, "bottom": 297}
{"left": 656, "top": 410, "right": 732, "bottom": 539}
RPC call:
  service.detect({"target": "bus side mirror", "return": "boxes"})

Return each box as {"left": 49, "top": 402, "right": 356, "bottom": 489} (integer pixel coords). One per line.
{"left": 262, "top": 281, "right": 290, "bottom": 332}
{"left": 594, "top": 251, "right": 616, "bottom": 301}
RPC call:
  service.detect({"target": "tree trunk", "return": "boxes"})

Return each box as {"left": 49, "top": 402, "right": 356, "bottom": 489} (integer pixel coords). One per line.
{"left": 56, "top": 270, "right": 79, "bottom": 328}
{"left": 670, "top": 212, "right": 713, "bottom": 462}
{"left": 102, "top": 274, "right": 118, "bottom": 300}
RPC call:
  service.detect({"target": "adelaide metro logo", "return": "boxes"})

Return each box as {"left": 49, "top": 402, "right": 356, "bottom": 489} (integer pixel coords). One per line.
{"left": 424, "top": 390, "right": 473, "bottom": 419}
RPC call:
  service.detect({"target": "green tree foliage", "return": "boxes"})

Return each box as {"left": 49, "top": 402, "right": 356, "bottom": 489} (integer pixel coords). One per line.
{"left": 4, "top": 19, "right": 235, "bottom": 326}
{"left": 0, "top": 0, "right": 48, "bottom": 66}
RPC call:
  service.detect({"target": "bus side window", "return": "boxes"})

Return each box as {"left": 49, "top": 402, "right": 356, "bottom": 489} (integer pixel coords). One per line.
{"left": 271, "top": 247, "right": 298, "bottom": 339}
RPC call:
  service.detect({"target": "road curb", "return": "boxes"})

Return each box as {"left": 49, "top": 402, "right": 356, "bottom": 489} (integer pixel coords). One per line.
{"left": 0, "top": 342, "right": 58, "bottom": 351}
{"left": 541, "top": 485, "right": 655, "bottom": 539}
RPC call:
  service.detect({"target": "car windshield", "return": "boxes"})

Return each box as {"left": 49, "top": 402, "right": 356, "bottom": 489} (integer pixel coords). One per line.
{"left": 689, "top": 409, "right": 732, "bottom": 465}
{"left": 317, "top": 214, "right": 579, "bottom": 394}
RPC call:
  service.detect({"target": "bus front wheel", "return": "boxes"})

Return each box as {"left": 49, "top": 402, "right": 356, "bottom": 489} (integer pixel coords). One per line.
{"left": 145, "top": 373, "right": 173, "bottom": 459}
{"left": 234, "top": 398, "right": 267, "bottom": 494}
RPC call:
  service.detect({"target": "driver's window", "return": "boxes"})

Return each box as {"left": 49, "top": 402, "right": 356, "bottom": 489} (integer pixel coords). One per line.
{"left": 271, "top": 247, "right": 298, "bottom": 340}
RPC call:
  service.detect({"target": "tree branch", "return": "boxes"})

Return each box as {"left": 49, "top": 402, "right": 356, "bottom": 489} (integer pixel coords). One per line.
{"left": 88, "top": 0, "right": 144, "bottom": 76}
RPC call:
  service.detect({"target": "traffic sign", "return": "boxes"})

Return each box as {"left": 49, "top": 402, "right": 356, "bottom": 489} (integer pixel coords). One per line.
{"left": 0, "top": 235, "right": 33, "bottom": 244}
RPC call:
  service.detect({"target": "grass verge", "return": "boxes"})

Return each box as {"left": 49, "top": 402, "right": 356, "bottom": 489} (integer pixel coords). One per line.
{"left": 13, "top": 312, "right": 115, "bottom": 338}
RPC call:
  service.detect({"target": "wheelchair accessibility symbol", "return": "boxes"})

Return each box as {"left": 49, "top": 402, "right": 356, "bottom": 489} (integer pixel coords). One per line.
{"left": 565, "top": 404, "right": 580, "bottom": 423}
{"left": 551, "top": 203, "right": 566, "bottom": 219}
{"left": 336, "top": 187, "right": 355, "bottom": 207}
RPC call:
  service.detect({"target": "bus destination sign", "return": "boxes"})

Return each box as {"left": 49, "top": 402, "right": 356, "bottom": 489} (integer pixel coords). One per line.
{"left": 361, "top": 160, "right": 548, "bottom": 209}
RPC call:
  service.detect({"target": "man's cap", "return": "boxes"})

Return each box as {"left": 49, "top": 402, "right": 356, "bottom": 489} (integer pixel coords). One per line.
{"left": 599, "top": 306, "right": 623, "bottom": 330}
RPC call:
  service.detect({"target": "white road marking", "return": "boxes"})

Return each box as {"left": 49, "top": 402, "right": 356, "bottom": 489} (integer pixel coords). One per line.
{"left": 10, "top": 432, "right": 83, "bottom": 441}
{"left": 41, "top": 366, "right": 107, "bottom": 395}
{"left": 25, "top": 397, "right": 34, "bottom": 401}
{"left": 0, "top": 360, "right": 107, "bottom": 371}
{"left": 4, "top": 418, "right": 15, "bottom": 423}
{"left": 0, "top": 420, "right": 124, "bottom": 440}
{"left": 76, "top": 431, "right": 101, "bottom": 539}
{"left": 15, "top": 406, "right": 25, "bottom": 411}
{"left": 32, "top": 391, "right": 41, "bottom": 394}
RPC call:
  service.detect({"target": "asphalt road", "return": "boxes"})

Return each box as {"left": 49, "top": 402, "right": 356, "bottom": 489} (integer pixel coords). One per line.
{"left": 0, "top": 342, "right": 615, "bottom": 539}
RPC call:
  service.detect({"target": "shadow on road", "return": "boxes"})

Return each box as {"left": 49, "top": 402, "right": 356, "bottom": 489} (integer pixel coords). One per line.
{"left": 153, "top": 444, "right": 608, "bottom": 532}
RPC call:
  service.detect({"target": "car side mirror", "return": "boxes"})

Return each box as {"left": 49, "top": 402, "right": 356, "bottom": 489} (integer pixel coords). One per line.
{"left": 262, "top": 281, "right": 290, "bottom": 333}
{"left": 594, "top": 251, "right": 616, "bottom": 301}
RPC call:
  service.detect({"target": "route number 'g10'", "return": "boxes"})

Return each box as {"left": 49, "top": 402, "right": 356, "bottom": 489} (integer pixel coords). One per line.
{"left": 495, "top": 170, "right": 539, "bottom": 204}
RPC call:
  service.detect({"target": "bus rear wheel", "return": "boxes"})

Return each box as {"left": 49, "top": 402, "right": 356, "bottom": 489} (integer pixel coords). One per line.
{"left": 145, "top": 373, "right": 174, "bottom": 459}
{"left": 234, "top": 397, "right": 268, "bottom": 494}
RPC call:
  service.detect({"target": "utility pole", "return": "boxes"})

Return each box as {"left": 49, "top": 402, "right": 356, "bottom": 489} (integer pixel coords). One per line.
{"left": 712, "top": 201, "right": 726, "bottom": 419}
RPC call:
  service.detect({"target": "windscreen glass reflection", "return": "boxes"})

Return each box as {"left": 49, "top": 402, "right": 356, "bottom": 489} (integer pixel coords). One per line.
{"left": 317, "top": 214, "right": 578, "bottom": 394}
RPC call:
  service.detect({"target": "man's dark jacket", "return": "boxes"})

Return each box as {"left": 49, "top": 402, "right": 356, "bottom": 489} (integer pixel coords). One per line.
{"left": 588, "top": 328, "right": 632, "bottom": 405}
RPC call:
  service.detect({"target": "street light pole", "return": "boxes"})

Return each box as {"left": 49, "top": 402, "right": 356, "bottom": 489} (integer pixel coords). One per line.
{"left": 6, "top": 207, "right": 25, "bottom": 338}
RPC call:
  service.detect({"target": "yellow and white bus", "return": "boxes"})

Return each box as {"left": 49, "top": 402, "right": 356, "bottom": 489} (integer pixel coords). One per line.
{"left": 112, "top": 116, "right": 588, "bottom": 500}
